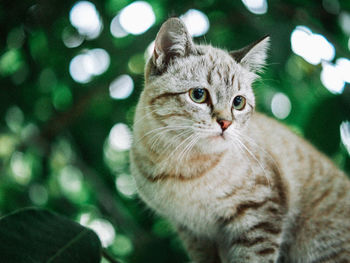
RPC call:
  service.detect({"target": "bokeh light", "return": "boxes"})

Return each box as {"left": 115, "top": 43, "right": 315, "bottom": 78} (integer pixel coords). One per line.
{"left": 180, "top": 9, "right": 210, "bottom": 37}
{"left": 58, "top": 166, "right": 83, "bottom": 193}
{"left": 79, "top": 213, "right": 116, "bottom": 247}
{"left": 103, "top": 139, "right": 129, "bottom": 173}
{"left": 339, "top": 12, "right": 350, "bottom": 36}
{"left": 320, "top": 62, "right": 345, "bottom": 94}
{"left": 69, "top": 48, "right": 110, "bottom": 83}
{"left": 10, "top": 152, "right": 32, "bottom": 185}
{"left": 62, "top": 27, "right": 84, "bottom": 48}
{"left": 29, "top": 184, "right": 48, "bottom": 206}
{"left": 340, "top": 121, "right": 350, "bottom": 156}
{"left": 322, "top": 0, "right": 340, "bottom": 15}
{"left": 58, "top": 165, "right": 87, "bottom": 203}
{"left": 50, "top": 139, "right": 74, "bottom": 171}
{"left": 336, "top": 57, "right": 350, "bottom": 83}
{"left": 0, "top": 49, "right": 23, "bottom": 76}
{"left": 69, "top": 1, "right": 103, "bottom": 39}
{"left": 88, "top": 219, "right": 116, "bottom": 247}
{"left": 0, "top": 134, "right": 17, "bottom": 158}
{"left": 241, "top": 0, "right": 268, "bottom": 15}
{"left": 115, "top": 174, "right": 137, "bottom": 198}
{"left": 108, "top": 123, "right": 132, "bottom": 151}
{"left": 52, "top": 84, "right": 73, "bottom": 111}
{"left": 109, "top": 75, "right": 134, "bottom": 100}
{"left": 7, "top": 27, "right": 25, "bottom": 49}
{"left": 21, "top": 123, "right": 39, "bottom": 141}
{"left": 118, "top": 1, "right": 155, "bottom": 35}
{"left": 69, "top": 54, "right": 90, "bottom": 83}
{"left": 110, "top": 15, "right": 128, "bottom": 38}
{"left": 271, "top": 92, "right": 292, "bottom": 120}
{"left": 290, "top": 26, "right": 335, "bottom": 65}
{"left": 5, "top": 106, "right": 24, "bottom": 133}
{"left": 128, "top": 54, "right": 145, "bottom": 74}
{"left": 110, "top": 234, "right": 133, "bottom": 256}
{"left": 86, "top": 49, "right": 110, "bottom": 75}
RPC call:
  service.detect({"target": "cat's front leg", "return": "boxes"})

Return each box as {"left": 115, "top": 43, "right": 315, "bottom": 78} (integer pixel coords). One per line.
{"left": 177, "top": 225, "right": 221, "bottom": 263}
{"left": 219, "top": 218, "right": 284, "bottom": 263}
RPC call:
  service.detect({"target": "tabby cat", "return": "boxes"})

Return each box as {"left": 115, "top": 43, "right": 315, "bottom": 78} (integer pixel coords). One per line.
{"left": 130, "top": 17, "right": 350, "bottom": 262}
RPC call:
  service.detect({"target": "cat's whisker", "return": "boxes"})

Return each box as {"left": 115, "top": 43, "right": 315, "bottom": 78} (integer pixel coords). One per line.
{"left": 178, "top": 134, "right": 200, "bottom": 163}
{"left": 134, "top": 125, "right": 192, "bottom": 145}
{"left": 132, "top": 108, "right": 160, "bottom": 126}
{"left": 145, "top": 125, "right": 211, "bottom": 158}
{"left": 148, "top": 131, "right": 169, "bottom": 152}
{"left": 149, "top": 129, "right": 193, "bottom": 155}
{"left": 191, "top": 125, "right": 219, "bottom": 135}
{"left": 147, "top": 126, "right": 189, "bottom": 146}
{"left": 166, "top": 133, "right": 196, "bottom": 166}
{"left": 192, "top": 128, "right": 217, "bottom": 134}
{"left": 177, "top": 138, "right": 192, "bottom": 163}
{"left": 148, "top": 128, "right": 182, "bottom": 151}
{"left": 187, "top": 135, "right": 202, "bottom": 159}
{"left": 229, "top": 133, "right": 271, "bottom": 188}
{"left": 233, "top": 139, "right": 262, "bottom": 182}
{"left": 155, "top": 129, "right": 193, "bottom": 158}
{"left": 193, "top": 123, "right": 214, "bottom": 129}
{"left": 235, "top": 131, "right": 281, "bottom": 174}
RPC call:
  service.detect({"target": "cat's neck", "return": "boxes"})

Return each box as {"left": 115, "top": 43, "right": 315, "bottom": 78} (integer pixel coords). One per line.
{"left": 132, "top": 131, "right": 228, "bottom": 180}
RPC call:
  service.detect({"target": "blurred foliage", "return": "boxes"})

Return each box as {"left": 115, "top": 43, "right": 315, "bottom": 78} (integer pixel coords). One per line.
{"left": 0, "top": 208, "right": 102, "bottom": 263}
{"left": 0, "top": 0, "right": 350, "bottom": 262}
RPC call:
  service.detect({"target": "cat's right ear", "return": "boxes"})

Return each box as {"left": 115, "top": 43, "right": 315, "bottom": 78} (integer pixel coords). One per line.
{"left": 152, "top": 17, "right": 194, "bottom": 71}
{"left": 230, "top": 36, "right": 270, "bottom": 73}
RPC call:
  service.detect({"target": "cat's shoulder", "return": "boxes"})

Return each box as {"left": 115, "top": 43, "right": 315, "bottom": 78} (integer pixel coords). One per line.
{"left": 250, "top": 111, "right": 289, "bottom": 130}
{"left": 249, "top": 111, "right": 303, "bottom": 142}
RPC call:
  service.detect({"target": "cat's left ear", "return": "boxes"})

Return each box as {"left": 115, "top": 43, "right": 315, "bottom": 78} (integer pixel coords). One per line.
{"left": 230, "top": 36, "right": 270, "bottom": 73}
{"left": 152, "top": 17, "right": 194, "bottom": 71}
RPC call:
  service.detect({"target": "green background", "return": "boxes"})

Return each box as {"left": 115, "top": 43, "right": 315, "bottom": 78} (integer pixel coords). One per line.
{"left": 0, "top": 0, "right": 349, "bottom": 262}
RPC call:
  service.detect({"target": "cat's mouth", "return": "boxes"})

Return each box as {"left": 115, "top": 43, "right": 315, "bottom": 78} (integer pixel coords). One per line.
{"left": 210, "top": 132, "right": 227, "bottom": 140}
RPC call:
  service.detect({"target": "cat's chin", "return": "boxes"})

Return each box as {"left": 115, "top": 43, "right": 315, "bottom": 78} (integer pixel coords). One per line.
{"left": 207, "top": 131, "right": 232, "bottom": 141}
{"left": 197, "top": 133, "right": 232, "bottom": 153}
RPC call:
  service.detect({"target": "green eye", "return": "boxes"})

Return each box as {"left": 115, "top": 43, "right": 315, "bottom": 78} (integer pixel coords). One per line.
{"left": 189, "top": 88, "right": 208, "bottom": 103}
{"left": 233, "top": 95, "right": 246, "bottom": 110}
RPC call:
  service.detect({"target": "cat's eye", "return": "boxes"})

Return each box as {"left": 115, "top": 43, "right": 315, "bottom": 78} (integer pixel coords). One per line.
{"left": 189, "top": 88, "right": 208, "bottom": 104}
{"left": 233, "top": 95, "right": 246, "bottom": 110}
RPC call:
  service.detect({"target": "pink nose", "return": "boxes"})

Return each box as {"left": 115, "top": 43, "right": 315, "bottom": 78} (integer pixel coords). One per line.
{"left": 217, "top": 119, "right": 232, "bottom": 131}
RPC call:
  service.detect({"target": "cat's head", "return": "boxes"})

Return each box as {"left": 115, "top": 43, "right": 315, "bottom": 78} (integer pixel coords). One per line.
{"left": 136, "top": 17, "right": 269, "bottom": 155}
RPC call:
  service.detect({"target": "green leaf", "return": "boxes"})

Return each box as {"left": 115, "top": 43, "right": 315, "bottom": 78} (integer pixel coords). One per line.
{"left": 0, "top": 208, "right": 102, "bottom": 263}
{"left": 0, "top": 49, "right": 23, "bottom": 76}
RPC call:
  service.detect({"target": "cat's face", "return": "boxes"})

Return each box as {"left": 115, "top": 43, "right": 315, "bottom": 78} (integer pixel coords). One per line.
{"left": 136, "top": 18, "right": 269, "bottom": 154}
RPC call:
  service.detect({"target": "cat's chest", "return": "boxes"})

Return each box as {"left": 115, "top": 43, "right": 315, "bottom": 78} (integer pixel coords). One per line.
{"left": 135, "top": 169, "right": 242, "bottom": 235}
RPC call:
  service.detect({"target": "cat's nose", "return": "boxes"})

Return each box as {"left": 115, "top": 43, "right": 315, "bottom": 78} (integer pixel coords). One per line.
{"left": 217, "top": 119, "right": 232, "bottom": 131}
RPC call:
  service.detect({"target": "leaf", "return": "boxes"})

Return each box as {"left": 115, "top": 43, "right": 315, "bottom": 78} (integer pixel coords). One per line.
{"left": 0, "top": 208, "right": 102, "bottom": 263}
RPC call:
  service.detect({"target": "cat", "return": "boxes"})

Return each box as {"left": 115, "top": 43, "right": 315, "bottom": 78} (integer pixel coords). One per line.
{"left": 130, "top": 17, "right": 350, "bottom": 263}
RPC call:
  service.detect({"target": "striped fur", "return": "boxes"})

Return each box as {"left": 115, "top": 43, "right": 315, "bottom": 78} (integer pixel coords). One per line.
{"left": 130, "top": 18, "right": 350, "bottom": 263}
